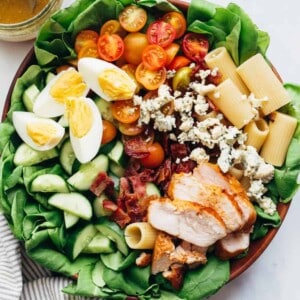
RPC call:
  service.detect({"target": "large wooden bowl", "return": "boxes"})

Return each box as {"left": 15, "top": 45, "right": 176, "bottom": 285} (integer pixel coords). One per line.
{"left": 1, "top": 0, "right": 291, "bottom": 286}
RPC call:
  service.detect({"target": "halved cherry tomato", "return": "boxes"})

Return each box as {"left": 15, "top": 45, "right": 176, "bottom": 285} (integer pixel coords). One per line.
{"left": 146, "top": 20, "right": 176, "bottom": 48}
{"left": 77, "top": 41, "right": 99, "bottom": 59}
{"left": 118, "top": 121, "right": 145, "bottom": 136}
{"left": 162, "top": 11, "right": 187, "bottom": 39}
{"left": 74, "top": 30, "right": 99, "bottom": 54}
{"left": 182, "top": 33, "right": 209, "bottom": 62}
{"left": 142, "top": 45, "right": 167, "bottom": 71}
{"left": 167, "top": 55, "right": 191, "bottom": 70}
{"left": 101, "top": 120, "right": 117, "bottom": 145}
{"left": 100, "top": 20, "right": 127, "bottom": 37}
{"left": 140, "top": 142, "right": 165, "bottom": 168}
{"left": 123, "top": 32, "right": 149, "bottom": 65}
{"left": 164, "top": 43, "right": 180, "bottom": 66}
{"left": 97, "top": 33, "right": 124, "bottom": 62}
{"left": 119, "top": 5, "right": 147, "bottom": 32}
{"left": 111, "top": 100, "right": 140, "bottom": 124}
{"left": 135, "top": 63, "right": 167, "bottom": 90}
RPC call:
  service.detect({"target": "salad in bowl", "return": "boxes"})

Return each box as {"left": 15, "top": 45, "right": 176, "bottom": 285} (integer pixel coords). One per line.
{"left": 1, "top": 0, "right": 300, "bottom": 299}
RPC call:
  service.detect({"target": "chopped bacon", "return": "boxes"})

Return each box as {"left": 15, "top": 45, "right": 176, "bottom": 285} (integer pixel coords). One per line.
{"left": 102, "top": 200, "right": 118, "bottom": 212}
{"left": 170, "top": 143, "right": 189, "bottom": 160}
{"left": 174, "top": 160, "right": 196, "bottom": 174}
{"left": 156, "top": 158, "right": 172, "bottom": 184}
{"left": 110, "top": 207, "right": 131, "bottom": 228}
{"left": 90, "top": 172, "right": 114, "bottom": 197}
{"left": 123, "top": 136, "right": 149, "bottom": 159}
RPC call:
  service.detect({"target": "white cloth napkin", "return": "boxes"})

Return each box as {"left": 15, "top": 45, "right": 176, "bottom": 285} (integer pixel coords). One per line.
{"left": 0, "top": 214, "right": 87, "bottom": 300}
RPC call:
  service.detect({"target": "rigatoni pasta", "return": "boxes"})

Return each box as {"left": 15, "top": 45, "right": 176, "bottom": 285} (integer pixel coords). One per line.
{"left": 260, "top": 112, "right": 297, "bottom": 166}
{"left": 208, "top": 79, "right": 254, "bottom": 129}
{"left": 244, "top": 119, "right": 269, "bottom": 151}
{"left": 124, "top": 222, "right": 158, "bottom": 249}
{"left": 205, "top": 47, "right": 249, "bottom": 95}
{"left": 237, "top": 53, "right": 290, "bottom": 115}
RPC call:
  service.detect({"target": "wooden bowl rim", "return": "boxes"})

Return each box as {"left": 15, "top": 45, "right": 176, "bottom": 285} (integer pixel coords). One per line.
{"left": 1, "top": 0, "right": 291, "bottom": 284}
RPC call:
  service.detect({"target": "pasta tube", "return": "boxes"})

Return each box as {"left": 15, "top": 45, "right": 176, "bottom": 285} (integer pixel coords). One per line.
{"left": 209, "top": 79, "right": 255, "bottom": 129}
{"left": 125, "top": 222, "right": 158, "bottom": 249}
{"left": 205, "top": 47, "right": 249, "bottom": 95}
{"left": 237, "top": 53, "right": 290, "bottom": 115}
{"left": 260, "top": 112, "right": 297, "bottom": 166}
{"left": 244, "top": 119, "right": 269, "bottom": 151}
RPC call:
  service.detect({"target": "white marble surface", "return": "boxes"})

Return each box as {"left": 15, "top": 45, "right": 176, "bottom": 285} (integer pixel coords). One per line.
{"left": 0, "top": 0, "right": 299, "bottom": 299}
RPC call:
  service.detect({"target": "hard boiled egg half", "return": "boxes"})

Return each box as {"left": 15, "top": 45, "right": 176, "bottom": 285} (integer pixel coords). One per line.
{"left": 65, "top": 96, "right": 102, "bottom": 163}
{"left": 33, "top": 68, "right": 89, "bottom": 118}
{"left": 12, "top": 111, "right": 65, "bottom": 151}
{"left": 78, "top": 58, "right": 137, "bottom": 101}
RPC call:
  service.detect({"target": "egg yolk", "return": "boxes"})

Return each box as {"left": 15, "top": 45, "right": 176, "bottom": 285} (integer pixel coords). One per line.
{"left": 26, "top": 121, "right": 59, "bottom": 146}
{"left": 98, "top": 69, "right": 135, "bottom": 100}
{"left": 50, "top": 69, "right": 87, "bottom": 104}
{"left": 66, "top": 97, "right": 93, "bottom": 138}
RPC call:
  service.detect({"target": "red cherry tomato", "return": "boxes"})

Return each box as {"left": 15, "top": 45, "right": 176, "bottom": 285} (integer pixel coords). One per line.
{"left": 167, "top": 55, "right": 191, "bottom": 70}
{"left": 74, "top": 30, "right": 99, "bottom": 54}
{"left": 182, "top": 33, "right": 209, "bottom": 62}
{"left": 162, "top": 11, "right": 187, "bottom": 39}
{"left": 97, "top": 33, "right": 124, "bottom": 62}
{"left": 146, "top": 20, "right": 176, "bottom": 48}
{"left": 164, "top": 43, "right": 180, "bottom": 66}
{"left": 111, "top": 100, "right": 140, "bottom": 124}
{"left": 142, "top": 44, "right": 167, "bottom": 71}
{"left": 101, "top": 120, "right": 117, "bottom": 145}
{"left": 140, "top": 142, "right": 165, "bottom": 168}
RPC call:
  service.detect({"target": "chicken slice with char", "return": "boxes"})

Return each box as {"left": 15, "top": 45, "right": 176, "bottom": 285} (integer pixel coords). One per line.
{"left": 168, "top": 172, "right": 243, "bottom": 232}
{"left": 148, "top": 198, "right": 227, "bottom": 248}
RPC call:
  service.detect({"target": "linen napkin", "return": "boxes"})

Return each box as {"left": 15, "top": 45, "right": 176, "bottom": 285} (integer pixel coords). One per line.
{"left": 0, "top": 213, "right": 87, "bottom": 300}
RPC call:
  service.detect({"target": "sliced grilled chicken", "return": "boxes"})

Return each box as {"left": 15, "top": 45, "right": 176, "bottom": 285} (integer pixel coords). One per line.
{"left": 193, "top": 162, "right": 256, "bottom": 231}
{"left": 148, "top": 198, "right": 227, "bottom": 248}
{"left": 215, "top": 232, "right": 250, "bottom": 260}
{"left": 168, "top": 172, "right": 243, "bottom": 232}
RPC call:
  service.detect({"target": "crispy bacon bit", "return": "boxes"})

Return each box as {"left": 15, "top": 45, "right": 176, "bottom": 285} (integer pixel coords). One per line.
{"left": 163, "top": 264, "right": 187, "bottom": 290}
{"left": 156, "top": 158, "right": 172, "bottom": 184}
{"left": 124, "top": 136, "right": 149, "bottom": 159}
{"left": 102, "top": 200, "right": 118, "bottom": 212}
{"left": 110, "top": 207, "right": 131, "bottom": 228}
{"left": 170, "top": 143, "right": 189, "bottom": 160}
{"left": 90, "top": 172, "right": 114, "bottom": 197}
{"left": 174, "top": 160, "right": 196, "bottom": 173}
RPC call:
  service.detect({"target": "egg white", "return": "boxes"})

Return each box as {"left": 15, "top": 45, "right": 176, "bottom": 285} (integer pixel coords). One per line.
{"left": 78, "top": 57, "right": 136, "bottom": 101}
{"left": 12, "top": 111, "right": 65, "bottom": 151}
{"left": 33, "top": 68, "right": 89, "bottom": 118}
{"left": 67, "top": 97, "right": 103, "bottom": 163}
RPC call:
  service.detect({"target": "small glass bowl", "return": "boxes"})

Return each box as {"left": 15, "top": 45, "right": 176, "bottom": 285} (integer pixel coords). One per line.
{"left": 0, "top": 0, "right": 63, "bottom": 42}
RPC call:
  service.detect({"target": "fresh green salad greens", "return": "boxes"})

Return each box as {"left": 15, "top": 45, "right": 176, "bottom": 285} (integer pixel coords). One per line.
{"left": 0, "top": 0, "right": 299, "bottom": 299}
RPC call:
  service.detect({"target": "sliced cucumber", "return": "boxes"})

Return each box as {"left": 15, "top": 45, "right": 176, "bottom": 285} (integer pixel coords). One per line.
{"left": 64, "top": 211, "right": 79, "bottom": 229}
{"left": 94, "top": 97, "right": 114, "bottom": 123}
{"left": 22, "top": 84, "right": 40, "bottom": 112}
{"left": 60, "top": 139, "right": 76, "bottom": 175}
{"left": 30, "top": 174, "right": 69, "bottom": 193}
{"left": 58, "top": 115, "right": 69, "bottom": 127}
{"left": 92, "top": 261, "right": 106, "bottom": 287}
{"left": 95, "top": 217, "right": 128, "bottom": 256}
{"left": 46, "top": 72, "right": 56, "bottom": 85}
{"left": 145, "top": 182, "right": 161, "bottom": 197}
{"left": 99, "top": 139, "right": 117, "bottom": 155}
{"left": 48, "top": 192, "right": 92, "bottom": 220}
{"left": 83, "top": 232, "right": 114, "bottom": 254}
{"left": 65, "top": 223, "right": 97, "bottom": 260}
{"left": 93, "top": 194, "right": 112, "bottom": 218}
{"left": 109, "top": 161, "right": 125, "bottom": 177}
{"left": 14, "top": 143, "right": 58, "bottom": 166}
{"left": 107, "top": 140, "right": 126, "bottom": 167}
{"left": 67, "top": 154, "right": 109, "bottom": 190}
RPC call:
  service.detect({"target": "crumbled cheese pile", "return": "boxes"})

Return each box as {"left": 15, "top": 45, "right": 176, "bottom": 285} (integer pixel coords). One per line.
{"left": 133, "top": 67, "right": 276, "bottom": 215}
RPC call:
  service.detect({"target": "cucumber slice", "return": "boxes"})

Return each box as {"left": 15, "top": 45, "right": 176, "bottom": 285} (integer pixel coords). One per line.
{"left": 107, "top": 140, "right": 126, "bottom": 167}
{"left": 31, "top": 174, "right": 69, "bottom": 193}
{"left": 58, "top": 115, "right": 69, "bottom": 127}
{"left": 93, "top": 194, "right": 112, "bottom": 217}
{"left": 46, "top": 72, "right": 56, "bottom": 84}
{"left": 83, "top": 232, "right": 114, "bottom": 254}
{"left": 109, "top": 161, "right": 125, "bottom": 177}
{"left": 65, "top": 223, "right": 97, "bottom": 260}
{"left": 145, "top": 182, "right": 161, "bottom": 197}
{"left": 64, "top": 211, "right": 79, "bottom": 229}
{"left": 22, "top": 84, "right": 40, "bottom": 112}
{"left": 99, "top": 139, "right": 117, "bottom": 155}
{"left": 48, "top": 192, "right": 92, "bottom": 220}
{"left": 14, "top": 143, "right": 58, "bottom": 166}
{"left": 67, "top": 154, "right": 109, "bottom": 190}
{"left": 92, "top": 261, "right": 106, "bottom": 287}
{"left": 60, "top": 139, "right": 76, "bottom": 175}
{"left": 95, "top": 218, "right": 128, "bottom": 256}
{"left": 94, "top": 97, "right": 114, "bottom": 123}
